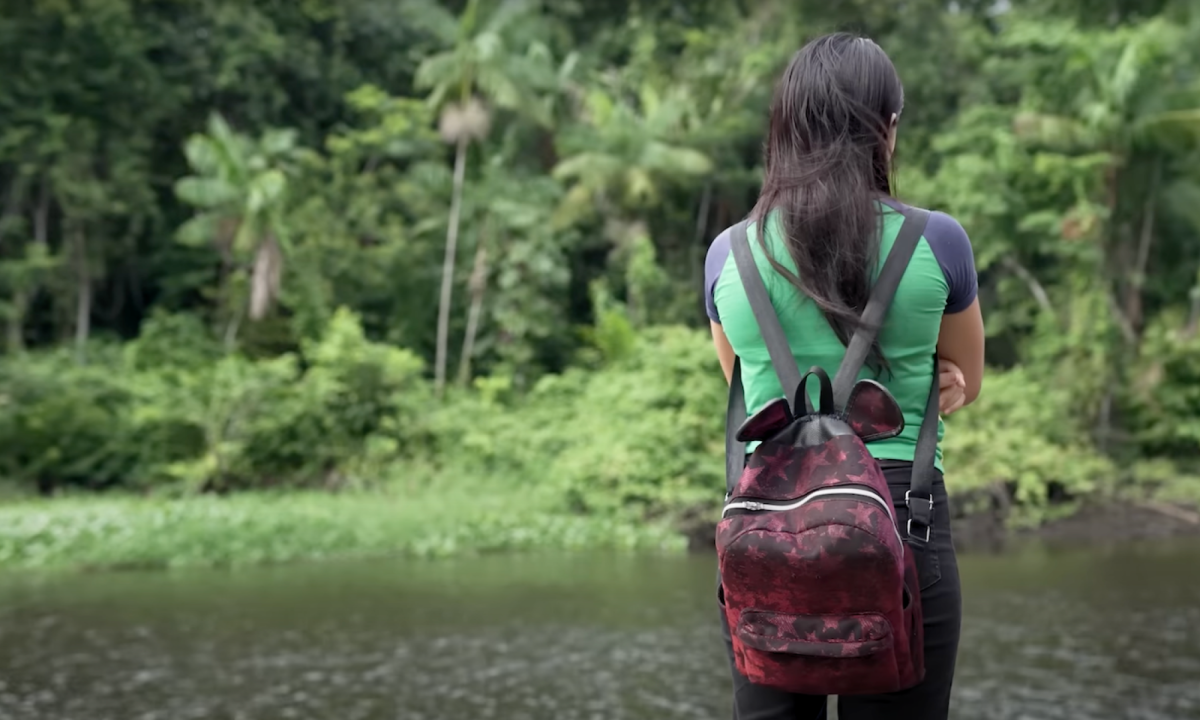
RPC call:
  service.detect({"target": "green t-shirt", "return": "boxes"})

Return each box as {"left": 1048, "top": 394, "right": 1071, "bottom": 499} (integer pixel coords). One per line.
{"left": 705, "top": 201, "right": 978, "bottom": 470}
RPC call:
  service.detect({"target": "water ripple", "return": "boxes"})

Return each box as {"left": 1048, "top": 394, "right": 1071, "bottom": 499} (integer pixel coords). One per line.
{"left": 1, "top": 545, "right": 1197, "bottom": 720}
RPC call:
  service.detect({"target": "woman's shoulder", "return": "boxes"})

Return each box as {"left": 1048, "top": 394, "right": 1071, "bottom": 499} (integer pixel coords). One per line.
{"left": 704, "top": 226, "right": 735, "bottom": 323}
{"left": 705, "top": 216, "right": 780, "bottom": 273}
{"left": 703, "top": 218, "right": 777, "bottom": 322}
{"left": 885, "top": 200, "right": 970, "bottom": 251}
{"left": 705, "top": 225, "right": 734, "bottom": 270}
{"left": 887, "top": 201, "right": 977, "bottom": 313}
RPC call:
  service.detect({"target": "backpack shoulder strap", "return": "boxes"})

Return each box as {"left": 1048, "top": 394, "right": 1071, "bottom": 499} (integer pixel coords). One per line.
{"left": 729, "top": 219, "right": 804, "bottom": 412}
{"left": 724, "top": 209, "right": 940, "bottom": 501}
{"left": 725, "top": 358, "right": 746, "bottom": 493}
{"left": 831, "top": 208, "right": 931, "bottom": 407}
{"left": 907, "top": 356, "right": 940, "bottom": 542}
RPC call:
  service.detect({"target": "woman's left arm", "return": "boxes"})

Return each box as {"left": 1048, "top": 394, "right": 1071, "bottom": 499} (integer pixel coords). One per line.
{"left": 712, "top": 321, "right": 736, "bottom": 385}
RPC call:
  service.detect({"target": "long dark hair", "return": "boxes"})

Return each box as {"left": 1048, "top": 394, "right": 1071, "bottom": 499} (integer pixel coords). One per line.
{"left": 751, "top": 33, "right": 903, "bottom": 371}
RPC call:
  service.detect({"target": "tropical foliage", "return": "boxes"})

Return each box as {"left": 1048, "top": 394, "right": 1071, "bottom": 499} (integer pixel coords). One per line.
{"left": 1, "top": 0, "right": 1198, "bottom": 539}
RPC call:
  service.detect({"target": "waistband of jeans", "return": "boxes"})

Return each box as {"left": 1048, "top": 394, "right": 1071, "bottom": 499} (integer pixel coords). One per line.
{"left": 879, "top": 459, "right": 946, "bottom": 484}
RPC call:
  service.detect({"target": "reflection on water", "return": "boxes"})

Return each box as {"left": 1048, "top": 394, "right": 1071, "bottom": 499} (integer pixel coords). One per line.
{"left": 1, "top": 540, "right": 1198, "bottom": 720}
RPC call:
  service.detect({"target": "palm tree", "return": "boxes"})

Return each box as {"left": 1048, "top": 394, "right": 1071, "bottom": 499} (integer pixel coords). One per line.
{"left": 553, "top": 79, "right": 711, "bottom": 321}
{"left": 401, "top": 0, "right": 559, "bottom": 395}
{"left": 453, "top": 152, "right": 564, "bottom": 385}
{"left": 552, "top": 81, "right": 712, "bottom": 227}
{"left": 174, "top": 114, "right": 296, "bottom": 350}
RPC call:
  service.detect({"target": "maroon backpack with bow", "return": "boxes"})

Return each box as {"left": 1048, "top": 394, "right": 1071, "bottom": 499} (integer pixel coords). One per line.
{"left": 716, "top": 209, "right": 940, "bottom": 696}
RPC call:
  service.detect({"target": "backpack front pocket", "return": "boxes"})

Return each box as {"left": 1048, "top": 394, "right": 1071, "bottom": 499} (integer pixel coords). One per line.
{"left": 735, "top": 610, "right": 894, "bottom": 658}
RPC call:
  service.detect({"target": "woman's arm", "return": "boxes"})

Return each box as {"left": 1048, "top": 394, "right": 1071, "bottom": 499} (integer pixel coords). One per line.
{"left": 718, "top": 308, "right": 980, "bottom": 411}
{"left": 937, "top": 297, "right": 984, "bottom": 408}
{"left": 711, "top": 321, "right": 736, "bottom": 385}
{"left": 923, "top": 211, "right": 983, "bottom": 410}
{"left": 938, "top": 357, "right": 967, "bottom": 415}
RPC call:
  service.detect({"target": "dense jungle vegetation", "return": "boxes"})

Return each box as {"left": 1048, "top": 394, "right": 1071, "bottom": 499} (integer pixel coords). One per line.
{"left": 1, "top": 0, "right": 1198, "bottom": 567}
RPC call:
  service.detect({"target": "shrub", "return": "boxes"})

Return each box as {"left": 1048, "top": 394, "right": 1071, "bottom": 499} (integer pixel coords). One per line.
{"left": 0, "top": 312, "right": 1151, "bottom": 526}
{"left": 0, "top": 309, "right": 428, "bottom": 495}
{"left": 0, "top": 347, "right": 138, "bottom": 492}
{"left": 941, "top": 366, "right": 1116, "bottom": 510}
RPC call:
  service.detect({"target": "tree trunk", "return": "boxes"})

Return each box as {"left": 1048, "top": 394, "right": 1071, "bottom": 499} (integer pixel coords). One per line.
{"left": 1185, "top": 262, "right": 1200, "bottom": 338}
{"left": 1101, "top": 162, "right": 1142, "bottom": 345}
{"left": 4, "top": 175, "right": 37, "bottom": 353}
{"left": 216, "top": 217, "right": 239, "bottom": 351}
{"left": 1106, "top": 290, "right": 1138, "bottom": 345}
{"left": 1096, "top": 387, "right": 1113, "bottom": 454}
{"left": 249, "top": 234, "right": 283, "bottom": 321}
{"left": 1001, "top": 256, "right": 1055, "bottom": 317}
{"left": 73, "top": 224, "right": 91, "bottom": 364}
{"left": 1125, "top": 157, "right": 1161, "bottom": 338}
{"left": 691, "top": 181, "right": 712, "bottom": 294}
{"left": 435, "top": 136, "right": 469, "bottom": 397}
{"left": 5, "top": 292, "right": 23, "bottom": 354}
{"left": 0, "top": 171, "right": 28, "bottom": 245}
{"left": 457, "top": 221, "right": 490, "bottom": 386}
{"left": 1185, "top": 287, "right": 1200, "bottom": 338}
{"left": 223, "top": 312, "right": 243, "bottom": 353}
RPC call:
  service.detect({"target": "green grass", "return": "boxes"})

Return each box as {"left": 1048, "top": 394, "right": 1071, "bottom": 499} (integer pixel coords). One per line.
{"left": 0, "top": 485, "right": 685, "bottom": 572}
{"left": 1154, "top": 477, "right": 1200, "bottom": 508}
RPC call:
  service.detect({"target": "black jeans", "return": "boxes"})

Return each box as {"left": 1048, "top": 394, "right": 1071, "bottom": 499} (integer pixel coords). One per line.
{"left": 719, "top": 462, "right": 962, "bottom": 720}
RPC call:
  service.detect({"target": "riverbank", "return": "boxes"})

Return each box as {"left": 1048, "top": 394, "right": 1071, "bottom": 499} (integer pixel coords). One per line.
{"left": 946, "top": 482, "right": 1200, "bottom": 552}
{"left": 678, "top": 484, "right": 1200, "bottom": 555}
{"left": 0, "top": 490, "right": 683, "bottom": 572}
{"left": 4, "top": 484, "right": 1198, "bottom": 572}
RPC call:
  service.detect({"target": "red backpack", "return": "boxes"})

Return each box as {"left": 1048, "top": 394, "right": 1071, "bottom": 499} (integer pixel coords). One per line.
{"left": 716, "top": 209, "right": 939, "bottom": 696}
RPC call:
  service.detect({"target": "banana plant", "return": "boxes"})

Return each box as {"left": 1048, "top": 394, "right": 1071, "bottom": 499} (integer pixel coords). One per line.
{"left": 174, "top": 114, "right": 298, "bottom": 350}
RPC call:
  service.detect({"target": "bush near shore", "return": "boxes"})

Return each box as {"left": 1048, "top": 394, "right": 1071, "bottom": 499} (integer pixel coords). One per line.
{"left": 2, "top": 312, "right": 1196, "bottom": 571}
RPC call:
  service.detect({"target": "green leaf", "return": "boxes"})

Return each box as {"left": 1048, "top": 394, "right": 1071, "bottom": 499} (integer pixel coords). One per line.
{"left": 176, "top": 214, "right": 220, "bottom": 248}
{"left": 398, "top": 0, "right": 460, "bottom": 45}
{"left": 175, "top": 177, "right": 238, "bottom": 209}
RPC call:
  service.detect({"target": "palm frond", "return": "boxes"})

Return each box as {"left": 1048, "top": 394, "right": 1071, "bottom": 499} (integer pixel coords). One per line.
{"left": 484, "top": 0, "right": 537, "bottom": 36}
{"left": 175, "top": 176, "right": 239, "bottom": 209}
{"left": 175, "top": 213, "right": 221, "bottom": 248}
{"left": 397, "top": 0, "right": 459, "bottom": 44}
{"left": 414, "top": 51, "right": 466, "bottom": 94}
{"left": 1137, "top": 109, "right": 1200, "bottom": 149}
{"left": 259, "top": 128, "right": 298, "bottom": 158}
{"left": 551, "top": 152, "right": 624, "bottom": 184}
{"left": 474, "top": 64, "right": 523, "bottom": 110}
{"left": 640, "top": 143, "right": 712, "bottom": 177}
{"left": 1012, "top": 111, "right": 1098, "bottom": 150}
{"left": 246, "top": 169, "right": 286, "bottom": 215}
{"left": 182, "top": 135, "right": 223, "bottom": 177}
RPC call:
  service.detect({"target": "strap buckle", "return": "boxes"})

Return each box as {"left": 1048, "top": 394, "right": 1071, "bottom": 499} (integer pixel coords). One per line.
{"left": 906, "top": 518, "right": 931, "bottom": 543}
{"left": 905, "top": 491, "right": 933, "bottom": 543}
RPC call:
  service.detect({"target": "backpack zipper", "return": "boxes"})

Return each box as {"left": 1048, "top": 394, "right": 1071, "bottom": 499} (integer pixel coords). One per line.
{"left": 722, "top": 487, "right": 903, "bottom": 546}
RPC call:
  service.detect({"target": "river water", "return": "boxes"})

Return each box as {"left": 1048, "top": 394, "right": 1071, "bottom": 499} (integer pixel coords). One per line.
{"left": 0, "top": 539, "right": 1198, "bottom": 720}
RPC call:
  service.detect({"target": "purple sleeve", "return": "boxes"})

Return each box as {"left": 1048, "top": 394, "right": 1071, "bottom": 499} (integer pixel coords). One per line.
{"left": 924, "top": 211, "right": 977, "bottom": 314}
{"left": 704, "top": 228, "right": 733, "bottom": 323}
